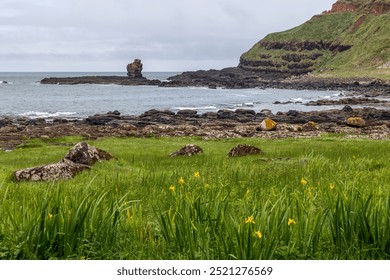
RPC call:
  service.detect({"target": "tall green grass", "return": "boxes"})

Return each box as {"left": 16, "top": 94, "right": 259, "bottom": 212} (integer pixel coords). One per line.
{"left": 1, "top": 136, "right": 390, "bottom": 259}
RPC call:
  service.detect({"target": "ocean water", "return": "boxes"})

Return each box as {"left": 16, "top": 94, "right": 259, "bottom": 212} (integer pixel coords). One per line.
{"left": 0, "top": 72, "right": 347, "bottom": 119}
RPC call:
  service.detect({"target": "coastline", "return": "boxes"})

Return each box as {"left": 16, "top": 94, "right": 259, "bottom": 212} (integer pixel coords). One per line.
{"left": 2, "top": 67, "right": 388, "bottom": 150}
{"left": 40, "top": 66, "right": 390, "bottom": 92}
{"left": 2, "top": 104, "right": 390, "bottom": 151}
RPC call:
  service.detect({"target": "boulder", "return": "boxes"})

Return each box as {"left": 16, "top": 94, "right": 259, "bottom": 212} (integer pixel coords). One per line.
{"left": 13, "top": 162, "right": 89, "bottom": 182}
{"left": 0, "top": 118, "right": 12, "bottom": 128}
{"left": 170, "top": 144, "right": 203, "bottom": 157}
{"left": 63, "top": 142, "right": 113, "bottom": 165}
{"left": 346, "top": 117, "right": 366, "bottom": 127}
{"left": 260, "top": 118, "right": 277, "bottom": 131}
{"left": 127, "top": 59, "right": 143, "bottom": 78}
{"left": 176, "top": 109, "right": 198, "bottom": 117}
{"left": 13, "top": 142, "right": 113, "bottom": 181}
{"left": 227, "top": 144, "right": 262, "bottom": 157}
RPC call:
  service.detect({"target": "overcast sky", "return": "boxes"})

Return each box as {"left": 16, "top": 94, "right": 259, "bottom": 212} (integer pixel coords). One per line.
{"left": 0, "top": 0, "right": 336, "bottom": 72}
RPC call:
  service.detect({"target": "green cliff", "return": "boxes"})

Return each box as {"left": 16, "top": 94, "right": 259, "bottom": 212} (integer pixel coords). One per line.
{"left": 239, "top": 0, "right": 390, "bottom": 79}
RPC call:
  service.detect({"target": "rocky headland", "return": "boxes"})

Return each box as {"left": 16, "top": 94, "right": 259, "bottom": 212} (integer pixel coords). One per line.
{"left": 40, "top": 59, "right": 161, "bottom": 86}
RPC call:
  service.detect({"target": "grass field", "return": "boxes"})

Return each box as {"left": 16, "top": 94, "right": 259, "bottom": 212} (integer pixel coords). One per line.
{"left": 1, "top": 136, "right": 390, "bottom": 260}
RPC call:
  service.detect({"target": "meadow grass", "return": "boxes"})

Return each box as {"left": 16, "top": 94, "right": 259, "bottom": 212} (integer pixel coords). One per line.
{"left": 1, "top": 136, "right": 390, "bottom": 259}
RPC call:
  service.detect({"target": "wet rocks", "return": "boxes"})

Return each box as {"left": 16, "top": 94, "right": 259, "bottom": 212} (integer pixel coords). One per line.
{"left": 227, "top": 144, "right": 262, "bottom": 157}
{"left": 306, "top": 97, "right": 387, "bottom": 106}
{"left": 85, "top": 112, "right": 123, "bottom": 126}
{"left": 40, "top": 75, "right": 161, "bottom": 86}
{"left": 161, "top": 67, "right": 390, "bottom": 93}
{"left": 13, "top": 142, "right": 113, "bottom": 181}
{"left": 170, "top": 144, "right": 203, "bottom": 157}
{"left": 0, "top": 118, "right": 12, "bottom": 128}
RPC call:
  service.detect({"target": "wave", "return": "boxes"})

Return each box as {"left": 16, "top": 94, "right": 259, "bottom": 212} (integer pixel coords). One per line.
{"left": 173, "top": 105, "right": 217, "bottom": 111}
{"left": 19, "top": 111, "right": 77, "bottom": 119}
{"left": 0, "top": 81, "right": 11, "bottom": 84}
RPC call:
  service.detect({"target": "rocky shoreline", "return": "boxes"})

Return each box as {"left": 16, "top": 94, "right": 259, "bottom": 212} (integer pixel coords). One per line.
{"left": 11, "top": 61, "right": 390, "bottom": 150}
{"left": 2, "top": 105, "right": 390, "bottom": 151}
{"left": 40, "top": 65, "right": 390, "bottom": 94}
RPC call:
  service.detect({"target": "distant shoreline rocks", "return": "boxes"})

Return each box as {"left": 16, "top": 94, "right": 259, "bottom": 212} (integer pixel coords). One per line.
{"left": 38, "top": 60, "right": 390, "bottom": 93}
{"left": 40, "top": 59, "right": 161, "bottom": 86}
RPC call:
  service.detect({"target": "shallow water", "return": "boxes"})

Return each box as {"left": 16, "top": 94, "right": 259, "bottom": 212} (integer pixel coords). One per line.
{"left": 0, "top": 72, "right": 348, "bottom": 119}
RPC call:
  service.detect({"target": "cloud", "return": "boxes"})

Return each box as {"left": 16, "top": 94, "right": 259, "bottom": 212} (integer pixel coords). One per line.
{"left": 0, "top": 0, "right": 336, "bottom": 71}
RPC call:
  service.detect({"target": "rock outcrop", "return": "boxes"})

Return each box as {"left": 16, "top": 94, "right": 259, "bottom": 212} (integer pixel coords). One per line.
{"left": 227, "top": 144, "right": 262, "bottom": 157}
{"left": 326, "top": 0, "right": 390, "bottom": 14}
{"left": 40, "top": 59, "right": 161, "bottom": 86}
{"left": 127, "top": 59, "right": 143, "bottom": 78}
{"left": 170, "top": 144, "right": 204, "bottom": 157}
{"left": 13, "top": 142, "right": 113, "bottom": 181}
{"left": 13, "top": 162, "right": 90, "bottom": 182}
{"left": 63, "top": 142, "right": 113, "bottom": 165}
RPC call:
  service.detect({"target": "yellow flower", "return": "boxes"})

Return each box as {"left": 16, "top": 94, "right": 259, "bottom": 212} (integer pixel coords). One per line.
{"left": 288, "top": 218, "right": 296, "bottom": 226}
{"left": 194, "top": 171, "right": 200, "bottom": 178}
{"left": 254, "top": 230, "right": 262, "bottom": 239}
{"left": 300, "top": 178, "right": 308, "bottom": 186}
{"left": 48, "top": 213, "right": 53, "bottom": 220}
{"left": 178, "top": 176, "right": 185, "bottom": 185}
{"left": 169, "top": 185, "right": 175, "bottom": 192}
{"left": 245, "top": 216, "right": 255, "bottom": 224}
{"left": 329, "top": 183, "right": 335, "bottom": 190}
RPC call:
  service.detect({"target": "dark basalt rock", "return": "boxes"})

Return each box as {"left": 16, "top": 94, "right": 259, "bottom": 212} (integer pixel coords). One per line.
{"left": 40, "top": 75, "right": 161, "bottom": 86}
{"left": 0, "top": 118, "right": 12, "bottom": 128}
{"left": 306, "top": 97, "right": 388, "bottom": 106}
{"left": 85, "top": 112, "right": 123, "bottom": 126}
{"left": 176, "top": 110, "right": 198, "bottom": 117}
{"left": 40, "top": 60, "right": 161, "bottom": 86}
{"left": 160, "top": 66, "right": 390, "bottom": 92}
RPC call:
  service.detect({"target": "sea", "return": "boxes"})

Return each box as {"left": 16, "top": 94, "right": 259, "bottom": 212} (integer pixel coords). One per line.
{"left": 0, "top": 72, "right": 349, "bottom": 120}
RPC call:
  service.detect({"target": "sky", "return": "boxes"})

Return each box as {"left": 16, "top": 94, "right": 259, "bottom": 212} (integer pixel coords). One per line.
{"left": 0, "top": 0, "right": 336, "bottom": 72}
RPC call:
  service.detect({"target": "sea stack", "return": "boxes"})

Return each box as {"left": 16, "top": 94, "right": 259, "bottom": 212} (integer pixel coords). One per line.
{"left": 127, "top": 59, "right": 143, "bottom": 78}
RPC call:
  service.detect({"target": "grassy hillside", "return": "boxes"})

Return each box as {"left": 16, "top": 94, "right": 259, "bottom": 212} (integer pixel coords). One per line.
{"left": 240, "top": 1, "right": 390, "bottom": 79}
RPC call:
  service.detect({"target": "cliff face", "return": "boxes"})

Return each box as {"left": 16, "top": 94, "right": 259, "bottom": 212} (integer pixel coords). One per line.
{"left": 239, "top": 0, "right": 390, "bottom": 77}
{"left": 327, "top": 0, "right": 390, "bottom": 14}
